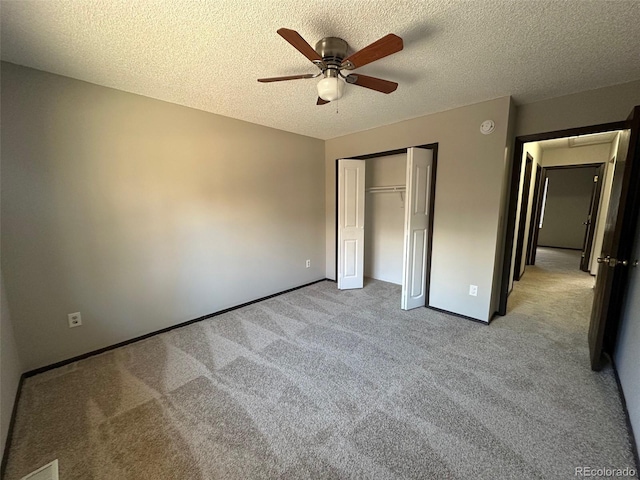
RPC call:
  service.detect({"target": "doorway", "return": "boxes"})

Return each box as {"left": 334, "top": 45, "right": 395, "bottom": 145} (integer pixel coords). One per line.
{"left": 498, "top": 107, "right": 640, "bottom": 371}
{"left": 335, "top": 144, "right": 438, "bottom": 310}
{"left": 535, "top": 165, "right": 603, "bottom": 255}
{"left": 523, "top": 163, "right": 606, "bottom": 272}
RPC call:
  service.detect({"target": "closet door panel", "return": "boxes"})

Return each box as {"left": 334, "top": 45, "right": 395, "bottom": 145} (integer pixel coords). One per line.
{"left": 338, "top": 159, "right": 366, "bottom": 289}
{"left": 402, "top": 148, "right": 433, "bottom": 310}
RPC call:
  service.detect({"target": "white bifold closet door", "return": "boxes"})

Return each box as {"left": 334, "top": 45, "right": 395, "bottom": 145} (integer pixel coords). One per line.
{"left": 337, "top": 159, "right": 366, "bottom": 289}
{"left": 401, "top": 147, "right": 433, "bottom": 310}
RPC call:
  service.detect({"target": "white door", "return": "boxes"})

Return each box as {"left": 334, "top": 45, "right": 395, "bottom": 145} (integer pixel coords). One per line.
{"left": 338, "top": 159, "right": 366, "bottom": 289}
{"left": 401, "top": 147, "right": 433, "bottom": 310}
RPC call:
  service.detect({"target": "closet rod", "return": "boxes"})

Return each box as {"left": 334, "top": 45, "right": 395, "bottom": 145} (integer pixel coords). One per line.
{"left": 366, "top": 185, "right": 406, "bottom": 193}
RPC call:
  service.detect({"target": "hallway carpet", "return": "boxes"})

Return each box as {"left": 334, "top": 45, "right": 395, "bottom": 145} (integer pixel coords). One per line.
{"left": 5, "top": 248, "right": 637, "bottom": 479}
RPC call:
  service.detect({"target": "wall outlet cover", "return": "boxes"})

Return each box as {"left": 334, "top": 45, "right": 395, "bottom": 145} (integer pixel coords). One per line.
{"left": 68, "top": 312, "right": 82, "bottom": 328}
{"left": 469, "top": 285, "right": 478, "bottom": 296}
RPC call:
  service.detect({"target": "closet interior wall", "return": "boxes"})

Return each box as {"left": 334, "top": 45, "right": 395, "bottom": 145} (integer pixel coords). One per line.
{"left": 364, "top": 153, "right": 407, "bottom": 285}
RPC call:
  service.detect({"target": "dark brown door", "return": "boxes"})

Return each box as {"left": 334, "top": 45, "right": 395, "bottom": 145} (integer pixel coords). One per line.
{"left": 589, "top": 106, "right": 640, "bottom": 371}
{"left": 526, "top": 165, "right": 543, "bottom": 265}
{"left": 514, "top": 155, "right": 533, "bottom": 281}
{"left": 580, "top": 164, "right": 605, "bottom": 272}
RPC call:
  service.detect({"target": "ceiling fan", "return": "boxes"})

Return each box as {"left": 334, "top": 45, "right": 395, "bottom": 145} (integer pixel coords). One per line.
{"left": 258, "top": 28, "right": 403, "bottom": 105}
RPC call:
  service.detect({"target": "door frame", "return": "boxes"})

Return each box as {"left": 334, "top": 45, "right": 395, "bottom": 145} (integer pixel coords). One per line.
{"left": 528, "top": 166, "right": 547, "bottom": 266}
{"left": 526, "top": 164, "right": 543, "bottom": 265}
{"left": 498, "top": 121, "right": 626, "bottom": 316}
{"left": 334, "top": 143, "right": 438, "bottom": 305}
{"left": 514, "top": 153, "right": 534, "bottom": 281}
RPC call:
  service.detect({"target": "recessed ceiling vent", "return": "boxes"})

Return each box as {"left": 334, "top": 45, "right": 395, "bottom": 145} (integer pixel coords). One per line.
{"left": 20, "top": 460, "right": 58, "bottom": 480}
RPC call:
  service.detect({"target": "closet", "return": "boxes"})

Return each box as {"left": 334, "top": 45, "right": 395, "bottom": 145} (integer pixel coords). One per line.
{"left": 364, "top": 153, "right": 406, "bottom": 286}
{"left": 337, "top": 146, "right": 436, "bottom": 310}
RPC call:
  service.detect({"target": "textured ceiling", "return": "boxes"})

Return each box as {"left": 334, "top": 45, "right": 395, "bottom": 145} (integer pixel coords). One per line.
{"left": 2, "top": 1, "right": 640, "bottom": 140}
{"left": 536, "top": 131, "right": 620, "bottom": 150}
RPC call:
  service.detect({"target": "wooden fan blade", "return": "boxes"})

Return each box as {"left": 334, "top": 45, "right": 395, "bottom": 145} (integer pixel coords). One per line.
{"left": 277, "top": 28, "right": 323, "bottom": 63}
{"left": 317, "top": 97, "right": 330, "bottom": 105}
{"left": 347, "top": 74, "right": 398, "bottom": 94}
{"left": 341, "top": 34, "right": 403, "bottom": 69}
{"left": 258, "top": 74, "right": 316, "bottom": 83}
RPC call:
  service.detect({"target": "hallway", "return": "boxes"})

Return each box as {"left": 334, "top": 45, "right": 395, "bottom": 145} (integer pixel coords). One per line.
{"left": 504, "top": 247, "right": 598, "bottom": 371}
{"left": 497, "top": 246, "right": 637, "bottom": 473}
{"left": 507, "top": 247, "right": 595, "bottom": 332}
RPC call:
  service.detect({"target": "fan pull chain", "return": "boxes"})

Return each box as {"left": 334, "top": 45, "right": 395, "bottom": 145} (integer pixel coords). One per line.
{"left": 335, "top": 76, "right": 339, "bottom": 114}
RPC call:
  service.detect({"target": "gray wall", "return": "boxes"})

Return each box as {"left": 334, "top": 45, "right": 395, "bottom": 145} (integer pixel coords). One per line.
{"left": 615, "top": 207, "right": 640, "bottom": 454}
{"left": 326, "top": 97, "right": 513, "bottom": 322}
{"left": 0, "top": 272, "right": 23, "bottom": 456}
{"left": 1, "top": 63, "right": 326, "bottom": 370}
{"left": 537, "top": 167, "right": 596, "bottom": 250}
{"left": 364, "top": 154, "right": 406, "bottom": 285}
{"left": 516, "top": 80, "right": 640, "bottom": 137}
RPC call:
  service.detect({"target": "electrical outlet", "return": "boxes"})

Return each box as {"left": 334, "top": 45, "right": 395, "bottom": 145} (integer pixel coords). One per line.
{"left": 305, "top": 259, "right": 311, "bottom": 268}
{"left": 68, "top": 312, "right": 82, "bottom": 328}
{"left": 469, "top": 285, "right": 478, "bottom": 297}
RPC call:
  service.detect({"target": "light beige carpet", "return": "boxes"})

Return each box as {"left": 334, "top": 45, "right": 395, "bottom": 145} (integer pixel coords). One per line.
{"left": 4, "top": 248, "right": 637, "bottom": 479}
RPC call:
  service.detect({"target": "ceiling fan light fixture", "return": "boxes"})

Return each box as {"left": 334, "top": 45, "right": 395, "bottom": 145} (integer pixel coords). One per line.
{"left": 317, "top": 75, "right": 345, "bottom": 102}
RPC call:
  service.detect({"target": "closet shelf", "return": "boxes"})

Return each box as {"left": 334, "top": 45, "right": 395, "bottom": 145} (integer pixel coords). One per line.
{"left": 366, "top": 185, "right": 406, "bottom": 193}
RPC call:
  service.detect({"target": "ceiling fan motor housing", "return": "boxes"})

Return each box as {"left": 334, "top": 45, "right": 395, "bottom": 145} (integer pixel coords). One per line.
{"left": 315, "top": 37, "right": 349, "bottom": 65}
